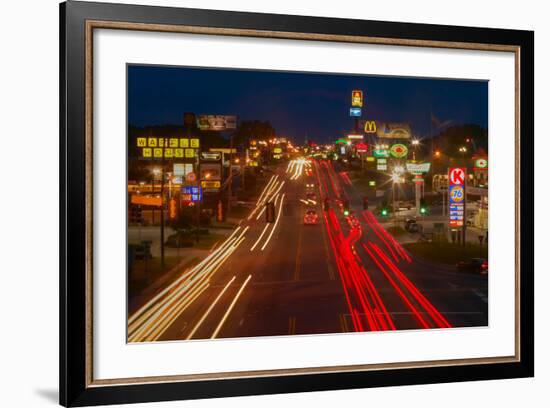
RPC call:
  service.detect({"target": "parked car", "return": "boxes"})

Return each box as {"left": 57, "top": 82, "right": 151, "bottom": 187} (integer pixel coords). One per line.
{"left": 456, "top": 258, "right": 488, "bottom": 274}
{"left": 404, "top": 218, "right": 420, "bottom": 233}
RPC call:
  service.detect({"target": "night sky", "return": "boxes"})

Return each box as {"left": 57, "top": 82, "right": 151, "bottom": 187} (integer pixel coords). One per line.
{"left": 128, "top": 64, "right": 488, "bottom": 144}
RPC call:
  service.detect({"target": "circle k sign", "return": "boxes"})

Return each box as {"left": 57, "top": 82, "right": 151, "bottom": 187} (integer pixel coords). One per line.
{"left": 449, "top": 168, "right": 466, "bottom": 185}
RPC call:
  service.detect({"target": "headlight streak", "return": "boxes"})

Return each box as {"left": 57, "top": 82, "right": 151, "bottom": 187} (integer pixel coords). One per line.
{"left": 247, "top": 178, "right": 283, "bottom": 221}
{"left": 147, "top": 280, "right": 210, "bottom": 342}
{"left": 128, "top": 226, "right": 242, "bottom": 327}
{"left": 287, "top": 158, "right": 310, "bottom": 181}
{"left": 130, "top": 276, "right": 211, "bottom": 343}
{"left": 255, "top": 175, "right": 276, "bottom": 205}
{"left": 129, "top": 238, "right": 242, "bottom": 342}
{"left": 186, "top": 276, "right": 237, "bottom": 340}
{"left": 250, "top": 194, "right": 280, "bottom": 251}
{"left": 260, "top": 193, "right": 285, "bottom": 251}
{"left": 211, "top": 274, "right": 253, "bottom": 339}
{"left": 128, "top": 228, "right": 249, "bottom": 342}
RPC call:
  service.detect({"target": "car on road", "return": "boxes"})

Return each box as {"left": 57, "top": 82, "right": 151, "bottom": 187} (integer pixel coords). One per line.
{"left": 303, "top": 209, "right": 319, "bottom": 225}
{"left": 396, "top": 200, "right": 414, "bottom": 210}
{"left": 456, "top": 258, "right": 488, "bottom": 274}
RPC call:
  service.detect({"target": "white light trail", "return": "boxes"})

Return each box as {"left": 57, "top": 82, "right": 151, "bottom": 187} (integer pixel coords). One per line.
{"left": 128, "top": 227, "right": 249, "bottom": 342}
{"left": 128, "top": 226, "right": 242, "bottom": 327}
{"left": 261, "top": 193, "right": 285, "bottom": 251}
{"left": 211, "top": 275, "right": 253, "bottom": 339}
{"left": 186, "top": 276, "right": 236, "bottom": 340}
{"left": 250, "top": 195, "right": 280, "bottom": 251}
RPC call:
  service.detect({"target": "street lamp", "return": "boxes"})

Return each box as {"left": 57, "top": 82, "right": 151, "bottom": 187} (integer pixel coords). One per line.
{"left": 393, "top": 165, "right": 405, "bottom": 176}
{"left": 390, "top": 170, "right": 403, "bottom": 221}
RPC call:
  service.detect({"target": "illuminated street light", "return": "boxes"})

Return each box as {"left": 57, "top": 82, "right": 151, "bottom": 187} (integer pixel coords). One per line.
{"left": 393, "top": 165, "right": 405, "bottom": 175}
{"left": 434, "top": 150, "right": 441, "bottom": 157}
{"left": 411, "top": 139, "right": 420, "bottom": 146}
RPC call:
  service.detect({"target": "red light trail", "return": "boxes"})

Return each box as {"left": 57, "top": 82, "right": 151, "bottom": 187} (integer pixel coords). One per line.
{"left": 365, "top": 242, "right": 451, "bottom": 329}
{"left": 315, "top": 160, "right": 451, "bottom": 332}
{"left": 318, "top": 159, "right": 395, "bottom": 332}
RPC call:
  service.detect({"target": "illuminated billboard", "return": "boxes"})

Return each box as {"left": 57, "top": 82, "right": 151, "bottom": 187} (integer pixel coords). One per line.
{"left": 376, "top": 123, "right": 412, "bottom": 139}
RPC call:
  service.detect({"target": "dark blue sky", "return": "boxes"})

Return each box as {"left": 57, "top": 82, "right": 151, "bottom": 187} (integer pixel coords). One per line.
{"left": 128, "top": 64, "right": 488, "bottom": 144}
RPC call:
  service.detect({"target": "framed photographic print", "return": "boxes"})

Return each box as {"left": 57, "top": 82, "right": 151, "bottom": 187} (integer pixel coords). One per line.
{"left": 60, "top": 1, "right": 534, "bottom": 406}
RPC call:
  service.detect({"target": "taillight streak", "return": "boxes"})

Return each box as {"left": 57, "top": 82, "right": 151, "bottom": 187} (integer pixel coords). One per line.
{"left": 362, "top": 242, "right": 430, "bottom": 329}
{"left": 368, "top": 242, "right": 451, "bottom": 329}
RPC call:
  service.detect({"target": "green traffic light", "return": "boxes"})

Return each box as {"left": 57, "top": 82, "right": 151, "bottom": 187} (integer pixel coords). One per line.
{"left": 344, "top": 210, "right": 350, "bottom": 217}
{"left": 420, "top": 207, "right": 427, "bottom": 214}
{"left": 381, "top": 209, "right": 388, "bottom": 216}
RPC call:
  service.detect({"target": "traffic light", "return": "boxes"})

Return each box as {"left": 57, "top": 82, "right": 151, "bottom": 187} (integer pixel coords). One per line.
{"left": 362, "top": 197, "right": 369, "bottom": 210}
{"left": 130, "top": 205, "right": 143, "bottom": 224}
{"left": 380, "top": 201, "right": 390, "bottom": 217}
{"left": 342, "top": 199, "right": 350, "bottom": 216}
{"left": 419, "top": 198, "right": 428, "bottom": 215}
{"left": 266, "top": 202, "right": 276, "bottom": 223}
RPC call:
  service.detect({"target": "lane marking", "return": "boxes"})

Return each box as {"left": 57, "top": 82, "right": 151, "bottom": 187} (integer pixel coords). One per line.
{"left": 294, "top": 220, "right": 303, "bottom": 281}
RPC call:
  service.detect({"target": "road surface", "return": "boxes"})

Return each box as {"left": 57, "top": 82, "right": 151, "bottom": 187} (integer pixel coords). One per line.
{"left": 128, "top": 159, "right": 487, "bottom": 342}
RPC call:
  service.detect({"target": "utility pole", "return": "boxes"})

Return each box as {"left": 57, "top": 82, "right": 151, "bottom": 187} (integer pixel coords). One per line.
{"left": 227, "top": 132, "right": 234, "bottom": 215}
{"left": 159, "top": 138, "right": 166, "bottom": 272}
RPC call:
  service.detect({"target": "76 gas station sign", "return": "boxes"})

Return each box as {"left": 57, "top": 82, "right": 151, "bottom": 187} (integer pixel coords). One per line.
{"left": 449, "top": 167, "right": 466, "bottom": 227}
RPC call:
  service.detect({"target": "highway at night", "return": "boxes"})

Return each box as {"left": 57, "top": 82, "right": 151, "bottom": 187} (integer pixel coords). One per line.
{"left": 128, "top": 158, "right": 488, "bottom": 342}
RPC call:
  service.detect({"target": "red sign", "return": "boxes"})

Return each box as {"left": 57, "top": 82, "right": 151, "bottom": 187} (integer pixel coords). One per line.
{"left": 449, "top": 167, "right": 466, "bottom": 228}
{"left": 449, "top": 167, "right": 465, "bottom": 185}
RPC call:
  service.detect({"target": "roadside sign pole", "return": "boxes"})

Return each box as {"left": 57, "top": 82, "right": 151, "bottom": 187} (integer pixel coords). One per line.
{"left": 227, "top": 133, "right": 234, "bottom": 215}
{"left": 462, "top": 174, "right": 467, "bottom": 247}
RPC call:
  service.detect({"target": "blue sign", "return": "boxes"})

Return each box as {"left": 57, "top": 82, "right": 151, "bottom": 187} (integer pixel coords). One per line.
{"left": 349, "top": 107, "right": 362, "bottom": 117}
{"left": 181, "top": 186, "right": 203, "bottom": 202}
{"left": 449, "top": 185, "right": 465, "bottom": 204}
